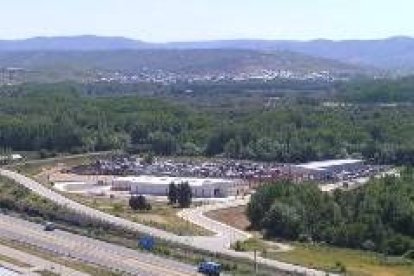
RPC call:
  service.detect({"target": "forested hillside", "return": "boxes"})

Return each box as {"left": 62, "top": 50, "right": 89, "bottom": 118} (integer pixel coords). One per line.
{"left": 247, "top": 168, "right": 414, "bottom": 255}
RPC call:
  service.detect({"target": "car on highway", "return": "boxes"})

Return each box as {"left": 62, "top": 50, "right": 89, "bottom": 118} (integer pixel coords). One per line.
{"left": 44, "top": 222, "right": 55, "bottom": 231}
{"left": 197, "top": 261, "right": 221, "bottom": 276}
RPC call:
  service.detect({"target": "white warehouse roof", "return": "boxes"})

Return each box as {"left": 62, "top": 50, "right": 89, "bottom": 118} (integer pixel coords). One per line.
{"left": 113, "top": 176, "right": 236, "bottom": 187}
{"left": 296, "top": 159, "right": 363, "bottom": 171}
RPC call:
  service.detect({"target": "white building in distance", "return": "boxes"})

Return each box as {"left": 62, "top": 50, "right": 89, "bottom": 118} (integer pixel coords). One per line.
{"left": 112, "top": 176, "right": 247, "bottom": 198}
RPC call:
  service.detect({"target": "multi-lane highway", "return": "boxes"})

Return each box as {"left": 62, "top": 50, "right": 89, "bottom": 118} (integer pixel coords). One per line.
{"left": 0, "top": 214, "right": 198, "bottom": 276}
{"left": 0, "top": 168, "right": 327, "bottom": 275}
{"left": 0, "top": 243, "right": 89, "bottom": 276}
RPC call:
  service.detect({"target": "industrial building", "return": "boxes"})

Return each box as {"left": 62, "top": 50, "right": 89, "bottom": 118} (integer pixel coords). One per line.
{"left": 293, "top": 159, "right": 364, "bottom": 181}
{"left": 112, "top": 176, "right": 248, "bottom": 198}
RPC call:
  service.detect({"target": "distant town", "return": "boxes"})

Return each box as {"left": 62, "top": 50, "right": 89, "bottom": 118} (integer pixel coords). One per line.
{"left": 0, "top": 66, "right": 350, "bottom": 86}
{"left": 92, "top": 69, "right": 349, "bottom": 85}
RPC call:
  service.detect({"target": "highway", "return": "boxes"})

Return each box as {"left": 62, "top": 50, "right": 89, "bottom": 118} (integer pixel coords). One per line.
{"left": 0, "top": 214, "right": 199, "bottom": 276}
{"left": 0, "top": 243, "right": 89, "bottom": 276}
{"left": 0, "top": 168, "right": 327, "bottom": 275}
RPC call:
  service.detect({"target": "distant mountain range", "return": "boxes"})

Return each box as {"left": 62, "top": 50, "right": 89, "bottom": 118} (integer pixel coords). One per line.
{"left": 1, "top": 35, "right": 414, "bottom": 72}
{"left": 0, "top": 36, "right": 146, "bottom": 51}
{"left": 167, "top": 37, "right": 414, "bottom": 72}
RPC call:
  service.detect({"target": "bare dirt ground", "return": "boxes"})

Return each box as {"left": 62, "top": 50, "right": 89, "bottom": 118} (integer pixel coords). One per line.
{"left": 205, "top": 205, "right": 251, "bottom": 231}
{"left": 36, "top": 165, "right": 115, "bottom": 185}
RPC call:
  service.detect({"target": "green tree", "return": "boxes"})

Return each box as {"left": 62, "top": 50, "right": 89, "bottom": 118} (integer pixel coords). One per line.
{"left": 143, "top": 152, "right": 155, "bottom": 165}
{"left": 168, "top": 182, "right": 178, "bottom": 205}
{"left": 177, "top": 182, "right": 192, "bottom": 208}
{"left": 261, "top": 201, "right": 301, "bottom": 239}
{"left": 247, "top": 169, "right": 414, "bottom": 255}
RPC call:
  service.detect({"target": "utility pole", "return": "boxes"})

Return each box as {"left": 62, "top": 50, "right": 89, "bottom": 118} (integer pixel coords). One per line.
{"left": 254, "top": 249, "right": 258, "bottom": 275}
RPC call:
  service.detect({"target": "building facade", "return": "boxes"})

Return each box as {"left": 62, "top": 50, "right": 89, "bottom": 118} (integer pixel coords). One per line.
{"left": 294, "top": 159, "right": 364, "bottom": 181}
{"left": 112, "top": 176, "right": 248, "bottom": 198}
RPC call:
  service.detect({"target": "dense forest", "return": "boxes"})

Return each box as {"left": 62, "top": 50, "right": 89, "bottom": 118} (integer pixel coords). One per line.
{"left": 337, "top": 76, "right": 414, "bottom": 103}
{"left": 247, "top": 168, "right": 414, "bottom": 255}
{"left": 0, "top": 81, "right": 413, "bottom": 164}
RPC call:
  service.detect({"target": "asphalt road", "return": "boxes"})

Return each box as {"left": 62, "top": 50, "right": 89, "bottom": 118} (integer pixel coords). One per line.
{"left": 0, "top": 243, "right": 89, "bottom": 276}
{"left": 0, "top": 214, "right": 199, "bottom": 276}
{"left": 177, "top": 197, "right": 253, "bottom": 248}
{"left": 0, "top": 168, "right": 327, "bottom": 276}
{"left": 177, "top": 197, "right": 295, "bottom": 253}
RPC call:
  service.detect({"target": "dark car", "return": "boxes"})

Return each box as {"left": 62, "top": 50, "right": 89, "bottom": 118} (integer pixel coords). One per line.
{"left": 44, "top": 222, "right": 55, "bottom": 231}
{"left": 198, "top": 261, "right": 221, "bottom": 276}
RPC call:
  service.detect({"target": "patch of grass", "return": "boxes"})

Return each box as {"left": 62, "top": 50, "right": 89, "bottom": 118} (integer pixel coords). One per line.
{"left": 233, "top": 238, "right": 268, "bottom": 252}
{"left": 0, "top": 253, "right": 32, "bottom": 268}
{"left": 68, "top": 193, "right": 212, "bottom": 236}
{"left": 34, "top": 270, "right": 60, "bottom": 276}
{"left": 270, "top": 243, "right": 414, "bottom": 276}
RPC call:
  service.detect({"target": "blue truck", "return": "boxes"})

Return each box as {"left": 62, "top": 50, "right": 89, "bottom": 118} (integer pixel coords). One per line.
{"left": 197, "top": 261, "right": 221, "bottom": 276}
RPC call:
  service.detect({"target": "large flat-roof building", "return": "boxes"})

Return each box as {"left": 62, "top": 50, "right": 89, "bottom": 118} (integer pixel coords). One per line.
{"left": 293, "top": 159, "right": 364, "bottom": 181}
{"left": 112, "top": 176, "right": 247, "bottom": 198}
{"left": 296, "top": 159, "right": 363, "bottom": 171}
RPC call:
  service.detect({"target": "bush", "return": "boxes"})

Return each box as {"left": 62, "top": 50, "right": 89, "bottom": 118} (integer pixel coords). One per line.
{"left": 234, "top": 241, "right": 246, "bottom": 252}
{"left": 129, "top": 195, "right": 151, "bottom": 211}
{"left": 383, "top": 235, "right": 413, "bottom": 256}
{"left": 335, "top": 261, "right": 346, "bottom": 273}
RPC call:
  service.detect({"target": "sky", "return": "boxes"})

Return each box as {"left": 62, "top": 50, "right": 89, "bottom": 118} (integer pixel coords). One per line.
{"left": 0, "top": 0, "right": 413, "bottom": 42}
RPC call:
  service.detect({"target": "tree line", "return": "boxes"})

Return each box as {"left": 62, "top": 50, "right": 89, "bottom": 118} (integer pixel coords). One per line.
{"left": 168, "top": 182, "right": 193, "bottom": 208}
{"left": 0, "top": 82, "right": 413, "bottom": 165}
{"left": 337, "top": 76, "right": 414, "bottom": 103}
{"left": 247, "top": 168, "right": 414, "bottom": 255}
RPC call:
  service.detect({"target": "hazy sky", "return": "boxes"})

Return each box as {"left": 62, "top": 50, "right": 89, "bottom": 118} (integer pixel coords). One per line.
{"left": 0, "top": 0, "right": 412, "bottom": 42}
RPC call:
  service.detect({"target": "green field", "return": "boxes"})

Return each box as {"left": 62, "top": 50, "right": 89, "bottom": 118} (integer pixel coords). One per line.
{"left": 271, "top": 243, "right": 414, "bottom": 276}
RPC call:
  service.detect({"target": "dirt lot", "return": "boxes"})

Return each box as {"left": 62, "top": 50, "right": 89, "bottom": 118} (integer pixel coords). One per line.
{"left": 35, "top": 165, "right": 115, "bottom": 186}
{"left": 205, "top": 205, "right": 251, "bottom": 231}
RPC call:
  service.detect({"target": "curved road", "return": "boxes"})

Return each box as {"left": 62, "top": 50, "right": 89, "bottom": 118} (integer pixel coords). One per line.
{"left": 177, "top": 198, "right": 253, "bottom": 248}
{"left": 177, "top": 198, "right": 293, "bottom": 252}
{"left": 0, "top": 169, "right": 327, "bottom": 276}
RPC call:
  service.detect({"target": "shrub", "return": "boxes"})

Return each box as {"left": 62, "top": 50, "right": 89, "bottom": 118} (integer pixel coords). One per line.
{"left": 129, "top": 195, "right": 151, "bottom": 211}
